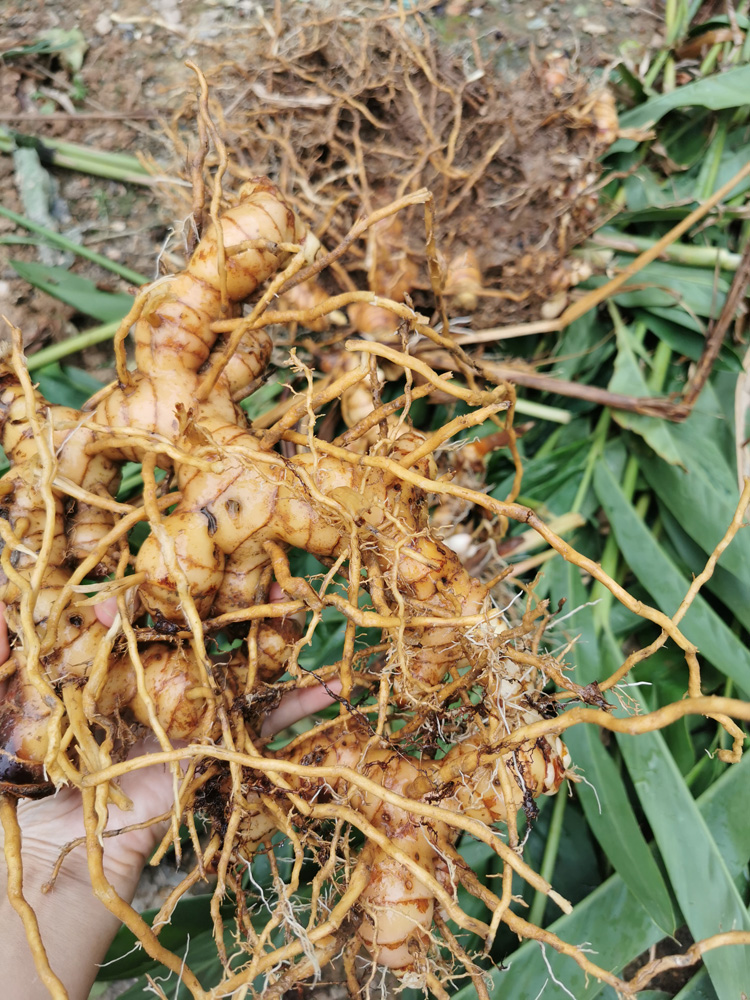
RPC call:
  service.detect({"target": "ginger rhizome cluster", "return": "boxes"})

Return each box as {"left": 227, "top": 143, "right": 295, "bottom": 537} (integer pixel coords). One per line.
{"left": 1, "top": 167, "right": 748, "bottom": 1000}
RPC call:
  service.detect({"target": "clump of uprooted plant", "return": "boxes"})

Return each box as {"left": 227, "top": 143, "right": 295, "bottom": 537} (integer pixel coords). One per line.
{"left": 1, "top": 73, "right": 750, "bottom": 1000}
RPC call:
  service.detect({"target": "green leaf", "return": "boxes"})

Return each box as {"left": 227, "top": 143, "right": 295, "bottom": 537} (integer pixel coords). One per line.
{"left": 607, "top": 314, "right": 683, "bottom": 466}
{"left": 659, "top": 111, "right": 714, "bottom": 170}
{"left": 622, "top": 166, "right": 674, "bottom": 211}
{"left": 114, "top": 925, "right": 238, "bottom": 999}
{"left": 2, "top": 39, "right": 57, "bottom": 60}
{"left": 453, "top": 735, "right": 750, "bottom": 999}
{"left": 527, "top": 789, "right": 602, "bottom": 921}
{"left": 105, "top": 869, "right": 302, "bottom": 995}
{"left": 491, "top": 437, "right": 590, "bottom": 519}
{"left": 672, "top": 967, "right": 718, "bottom": 1000}
{"left": 35, "top": 28, "right": 88, "bottom": 72}
{"left": 637, "top": 449, "right": 750, "bottom": 587}
{"left": 686, "top": 12, "right": 750, "bottom": 30}
{"left": 619, "top": 65, "right": 750, "bottom": 130}
{"left": 695, "top": 745, "right": 750, "bottom": 891}
{"left": 9, "top": 260, "right": 132, "bottom": 322}
{"left": 98, "top": 893, "right": 234, "bottom": 980}
{"left": 592, "top": 459, "right": 750, "bottom": 690}
{"left": 490, "top": 879, "right": 655, "bottom": 1000}
{"left": 646, "top": 304, "right": 705, "bottom": 333}
{"left": 639, "top": 311, "right": 743, "bottom": 372}
{"left": 242, "top": 376, "right": 285, "bottom": 419}
{"left": 613, "top": 261, "right": 728, "bottom": 320}
{"left": 550, "top": 312, "right": 609, "bottom": 381}
{"left": 617, "top": 689, "right": 750, "bottom": 998}
{"left": 2, "top": 31, "right": 85, "bottom": 64}
{"left": 673, "top": 134, "right": 750, "bottom": 203}
{"left": 545, "top": 559, "right": 674, "bottom": 936}
{"left": 0, "top": 204, "right": 147, "bottom": 283}
{"left": 34, "top": 364, "right": 105, "bottom": 410}
{"left": 657, "top": 504, "right": 750, "bottom": 635}
{"left": 568, "top": 712, "right": 680, "bottom": 925}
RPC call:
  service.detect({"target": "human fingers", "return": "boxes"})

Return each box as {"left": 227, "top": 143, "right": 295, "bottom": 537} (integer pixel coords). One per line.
{"left": 269, "top": 580, "right": 307, "bottom": 627}
{"left": 94, "top": 596, "right": 119, "bottom": 628}
{"left": 90, "top": 582, "right": 330, "bottom": 740}
{"left": 261, "top": 677, "right": 342, "bottom": 737}
{"left": 261, "top": 582, "right": 340, "bottom": 736}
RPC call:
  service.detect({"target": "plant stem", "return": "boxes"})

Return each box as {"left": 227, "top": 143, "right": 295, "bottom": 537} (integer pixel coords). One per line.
{"left": 26, "top": 321, "right": 121, "bottom": 371}
{"left": 589, "top": 232, "right": 742, "bottom": 271}
{"left": 0, "top": 127, "right": 180, "bottom": 188}
{"left": 118, "top": 466, "right": 165, "bottom": 498}
{"left": 0, "top": 204, "right": 147, "bottom": 286}
{"left": 592, "top": 317, "right": 671, "bottom": 630}
{"left": 533, "top": 425, "right": 564, "bottom": 459}
{"left": 648, "top": 338, "right": 673, "bottom": 392}
{"left": 643, "top": 49, "right": 669, "bottom": 91}
{"left": 40, "top": 153, "right": 161, "bottom": 187}
{"left": 685, "top": 677, "right": 734, "bottom": 789}
{"left": 528, "top": 781, "right": 568, "bottom": 929}
{"left": 593, "top": 455, "right": 640, "bottom": 632}
{"left": 699, "top": 117, "right": 728, "bottom": 200}
{"left": 18, "top": 138, "right": 146, "bottom": 171}
{"left": 665, "top": 0, "right": 677, "bottom": 41}
{"left": 572, "top": 409, "right": 612, "bottom": 514}
{"left": 513, "top": 398, "right": 572, "bottom": 425}
{"left": 665, "top": 0, "right": 689, "bottom": 45}
{"left": 635, "top": 494, "right": 651, "bottom": 521}
{"left": 699, "top": 44, "right": 722, "bottom": 76}
{"left": 662, "top": 56, "right": 676, "bottom": 93}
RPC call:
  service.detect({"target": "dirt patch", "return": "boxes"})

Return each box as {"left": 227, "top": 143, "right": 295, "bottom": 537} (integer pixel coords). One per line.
{"left": 178, "top": 13, "right": 612, "bottom": 330}
{"left": 1, "top": 0, "right": 662, "bottom": 362}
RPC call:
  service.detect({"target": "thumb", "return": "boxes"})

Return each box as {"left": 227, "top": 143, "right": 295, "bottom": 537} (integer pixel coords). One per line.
{"left": 94, "top": 596, "right": 119, "bottom": 628}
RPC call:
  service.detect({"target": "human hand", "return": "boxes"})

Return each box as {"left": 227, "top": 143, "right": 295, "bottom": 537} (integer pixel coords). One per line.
{"left": 1, "top": 588, "right": 339, "bottom": 869}
{"left": 0, "top": 589, "right": 339, "bottom": 1000}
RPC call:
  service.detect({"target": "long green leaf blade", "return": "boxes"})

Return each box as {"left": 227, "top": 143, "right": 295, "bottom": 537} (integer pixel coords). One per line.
{"left": 592, "top": 460, "right": 750, "bottom": 690}
{"left": 546, "top": 558, "right": 674, "bottom": 935}
{"left": 607, "top": 313, "right": 683, "bottom": 466}
{"left": 453, "top": 738, "right": 750, "bottom": 999}
{"left": 618, "top": 693, "right": 750, "bottom": 997}
{"left": 619, "top": 65, "right": 750, "bottom": 129}
{"left": 672, "top": 968, "right": 718, "bottom": 1000}
{"left": 9, "top": 260, "right": 133, "bottom": 322}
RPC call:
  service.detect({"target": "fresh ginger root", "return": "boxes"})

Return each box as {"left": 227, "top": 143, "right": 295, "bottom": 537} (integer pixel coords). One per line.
{"left": 0, "top": 167, "right": 576, "bottom": 993}
{"left": 0, "top": 175, "right": 307, "bottom": 794}
{"left": 4, "top": 119, "right": 732, "bottom": 998}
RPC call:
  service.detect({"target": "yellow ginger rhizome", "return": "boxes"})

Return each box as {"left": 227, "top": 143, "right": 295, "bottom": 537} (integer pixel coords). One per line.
{"left": 1, "top": 127, "right": 747, "bottom": 1000}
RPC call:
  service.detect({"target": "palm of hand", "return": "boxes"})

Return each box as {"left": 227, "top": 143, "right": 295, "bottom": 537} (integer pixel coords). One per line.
{"left": 1, "top": 595, "right": 339, "bottom": 881}
{"left": 13, "top": 752, "right": 177, "bottom": 878}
